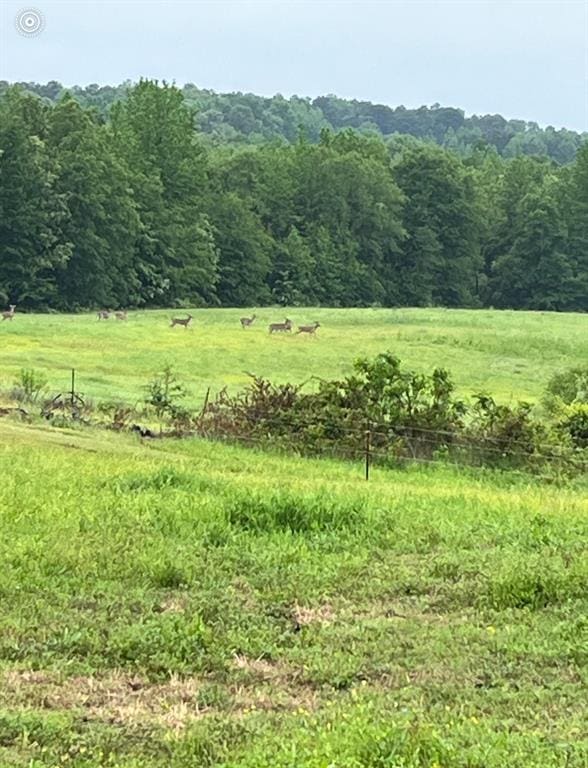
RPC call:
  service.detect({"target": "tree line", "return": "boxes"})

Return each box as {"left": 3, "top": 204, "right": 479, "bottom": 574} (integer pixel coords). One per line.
{"left": 3, "top": 80, "right": 585, "bottom": 163}
{"left": 0, "top": 80, "right": 587, "bottom": 312}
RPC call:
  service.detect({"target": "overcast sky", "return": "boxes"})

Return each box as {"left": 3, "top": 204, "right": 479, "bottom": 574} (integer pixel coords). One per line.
{"left": 1, "top": 0, "right": 587, "bottom": 131}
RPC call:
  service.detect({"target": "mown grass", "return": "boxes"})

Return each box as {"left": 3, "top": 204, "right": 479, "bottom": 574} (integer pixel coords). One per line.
{"left": 0, "top": 420, "right": 586, "bottom": 766}
{"left": 0, "top": 307, "right": 586, "bottom": 406}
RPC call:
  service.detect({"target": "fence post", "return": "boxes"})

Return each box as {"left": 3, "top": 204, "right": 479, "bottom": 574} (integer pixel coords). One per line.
{"left": 365, "top": 419, "right": 371, "bottom": 481}
{"left": 197, "top": 387, "right": 210, "bottom": 430}
{"left": 70, "top": 368, "right": 76, "bottom": 407}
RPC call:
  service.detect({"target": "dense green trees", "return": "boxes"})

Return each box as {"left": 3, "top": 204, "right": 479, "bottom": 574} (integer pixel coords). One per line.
{"left": 566, "top": 143, "right": 588, "bottom": 308}
{"left": 480, "top": 156, "right": 584, "bottom": 310}
{"left": 3, "top": 79, "right": 584, "bottom": 162}
{"left": 392, "top": 144, "right": 481, "bottom": 306}
{"left": 0, "top": 81, "right": 586, "bottom": 312}
{"left": 49, "top": 97, "right": 141, "bottom": 309}
{"left": 110, "top": 81, "right": 218, "bottom": 306}
{"left": 0, "top": 90, "right": 70, "bottom": 307}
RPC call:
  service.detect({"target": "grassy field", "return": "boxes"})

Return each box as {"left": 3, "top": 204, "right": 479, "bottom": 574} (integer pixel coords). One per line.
{"left": 0, "top": 419, "right": 587, "bottom": 767}
{"left": 1, "top": 307, "right": 587, "bottom": 406}
{"left": 1, "top": 307, "right": 587, "bottom": 765}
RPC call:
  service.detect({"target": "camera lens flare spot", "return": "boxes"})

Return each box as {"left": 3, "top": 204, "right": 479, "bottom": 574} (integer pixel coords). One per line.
{"left": 15, "top": 8, "right": 45, "bottom": 37}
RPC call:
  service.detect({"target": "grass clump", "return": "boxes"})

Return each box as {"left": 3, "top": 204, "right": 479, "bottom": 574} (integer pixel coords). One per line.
{"left": 226, "top": 489, "right": 365, "bottom": 534}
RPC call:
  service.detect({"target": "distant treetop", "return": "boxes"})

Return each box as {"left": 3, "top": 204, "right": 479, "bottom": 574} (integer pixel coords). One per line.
{"left": 0, "top": 79, "right": 584, "bottom": 163}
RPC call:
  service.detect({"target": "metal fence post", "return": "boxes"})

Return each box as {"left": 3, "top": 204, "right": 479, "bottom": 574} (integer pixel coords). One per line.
{"left": 365, "top": 419, "right": 371, "bottom": 481}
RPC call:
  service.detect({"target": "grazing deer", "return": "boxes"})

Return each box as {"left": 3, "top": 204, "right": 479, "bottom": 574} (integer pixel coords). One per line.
{"left": 115, "top": 311, "right": 128, "bottom": 321}
{"left": 240, "top": 314, "right": 256, "bottom": 329}
{"left": 97, "top": 310, "right": 111, "bottom": 320}
{"left": 297, "top": 321, "right": 321, "bottom": 336}
{"left": 1, "top": 305, "right": 16, "bottom": 321}
{"left": 269, "top": 318, "right": 293, "bottom": 334}
{"left": 170, "top": 314, "right": 193, "bottom": 328}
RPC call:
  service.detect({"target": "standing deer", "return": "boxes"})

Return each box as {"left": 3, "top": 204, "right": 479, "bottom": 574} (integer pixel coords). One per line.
{"left": 240, "top": 314, "right": 256, "bottom": 329}
{"left": 115, "top": 311, "right": 128, "bottom": 321}
{"left": 1, "top": 305, "right": 16, "bottom": 321}
{"left": 269, "top": 318, "right": 293, "bottom": 334}
{"left": 296, "top": 321, "right": 321, "bottom": 336}
{"left": 97, "top": 310, "right": 111, "bottom": 320}
{"left": 170, "top": 314, "right": 193, "bottom": 328}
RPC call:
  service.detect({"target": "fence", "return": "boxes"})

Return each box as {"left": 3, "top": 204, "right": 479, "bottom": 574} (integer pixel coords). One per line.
{"left": 8, "top": 368, "right": 587, "bottom": 483}
{"left": 194, "top": 407, "right": 588, "bottom": 482}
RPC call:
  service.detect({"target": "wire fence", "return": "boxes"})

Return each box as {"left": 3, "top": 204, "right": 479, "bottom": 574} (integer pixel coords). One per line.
{"left": 194, "top": 410, "right": 588, "bottom": 482}
{"left": 196, "top": 407, "right": 580, "bottom": 456}
{"left": 195, "top": 425, "right": 588, "bottom": 485}
{"left": 10, "top": 367, "right": 586, "bottom": 483}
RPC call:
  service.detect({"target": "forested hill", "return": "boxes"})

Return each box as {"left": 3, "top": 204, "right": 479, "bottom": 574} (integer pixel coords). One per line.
{"left": 1, "top": 80, "right": 587, "bottom": 313}
{"left": 1, "top": 80, "right": 585, "bottom": 163}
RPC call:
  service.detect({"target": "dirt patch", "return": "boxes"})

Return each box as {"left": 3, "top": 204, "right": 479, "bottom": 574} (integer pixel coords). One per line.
{"left": 2, "top": 664, "right": 320, "bottom": 728}
{"left": 232, "top": 683, "right": 319, "bottom": 714}
{"left": 157, "top": 594, "right": 189, "bottom": 614}
{"left": 292, "top": 603, "right": 336, "bottom": 627}
{"left": 230, "top": 655, "right": 318, "bottom": 713}
{"left": 2, "top": 670, "right": 204, "bottom": 731}
{"left": 232, "top": 654, "right": 292, "bottom": 681}
{"left": 290, "top": 599, "right": 432, "bottom": 627}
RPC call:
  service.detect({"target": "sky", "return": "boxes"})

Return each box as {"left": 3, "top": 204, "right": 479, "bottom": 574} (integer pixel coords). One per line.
{"left": 1, "top": 0, "right": 587, "bottom": 131}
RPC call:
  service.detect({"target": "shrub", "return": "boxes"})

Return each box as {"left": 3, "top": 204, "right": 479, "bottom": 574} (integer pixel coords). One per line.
{"left": 543, "top": 366, "right": 588, "bottom": 415}
{"left": 465, "top": 395, "right": 548, "bottom": 470}
{"left": 557, "top": 403, "right": 588, "bottom": 449}
{"left": 196, "top": 354, "right": 585, "bottom": 476}
{"left": 11, "top": 368, "right": 48, "bottom": 404}
{"left": 198, "top": 353, "right": 465, "bottom": 460}
{"left": 144, "top": 365, "right": 190, "bottom": 435}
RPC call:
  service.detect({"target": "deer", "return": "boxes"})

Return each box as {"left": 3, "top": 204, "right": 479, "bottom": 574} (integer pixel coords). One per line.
{"left": 240, "top": 314, "right": 256, "bottom": 329}
{"left": 269, "top": 318, "right": 293, "bottom": 334}
{"left": 297, "top": 321, "right": 321, "bottom": 336}
{"left": 115, "top": 311, "right": 128, "bottom": 321}
{"left": 170, "top": 314, "right": 193, "bottom": 329}
{"left": 1, "top": 305, "right": 16, "bottom": 321}
{"left": 97, "top": 310, "right": 111, "bottom": 320}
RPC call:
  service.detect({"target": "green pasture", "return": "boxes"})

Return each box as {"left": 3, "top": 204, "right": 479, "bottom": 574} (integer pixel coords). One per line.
{"left": 1, "top": 307, "right": 587, "bottom": 765}
{"left": 0, "top": 420, "right": 586, "bottom": 766}
{"left": 1, "top": 307, "right": 586, "bottom": 406}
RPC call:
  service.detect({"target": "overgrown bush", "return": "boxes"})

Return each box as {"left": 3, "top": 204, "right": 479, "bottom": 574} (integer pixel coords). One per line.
{"left": 543, "top": 366, "right": 588, "bottom": 415}
{"left": 8, "top": 354, "right": 584, "bottom": 478}
{"left": 196, "top": 353, "right": 586, "bottom": 476}
{"left": 557, "top": 403, "right": 588, "bottom": 449}
{"left": 463, "top": 395, "right": 549, "bottom": 469}
{"left": 199, "top": 354, "right": 465, "bottom": 460}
